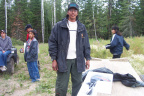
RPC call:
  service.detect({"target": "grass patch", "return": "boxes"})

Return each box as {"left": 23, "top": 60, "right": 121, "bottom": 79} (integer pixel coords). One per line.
{"left": 14, "top": 71, "right": 29, "bottom": 81}
{"left": 1, "top": 73, "right": 11, "bottom": 80}
{"left": 36, "top": 80, "right": 55, "bottom": 93}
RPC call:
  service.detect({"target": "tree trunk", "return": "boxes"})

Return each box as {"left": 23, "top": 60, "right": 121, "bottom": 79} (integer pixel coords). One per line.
{"left": 41, "top": 0, "right": 45, "bottom": 43}
{"left": 54, "top": 0, "right": 56, "bottom": 25}
{"left": 51, "top": 3, "right": 54, "bottom": 27}
{"left": 5, "top": 0, "right": 7, "bottom": 34}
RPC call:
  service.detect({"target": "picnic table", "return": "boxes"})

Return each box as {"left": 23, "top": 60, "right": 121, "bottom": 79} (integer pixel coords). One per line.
{"left": 89, "top": 58, "right": 144, "bottom": 96}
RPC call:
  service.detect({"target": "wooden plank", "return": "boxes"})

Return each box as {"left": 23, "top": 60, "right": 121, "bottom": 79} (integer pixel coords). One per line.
{"left": 88, "top": 58, "right": 144, "bottom": 96}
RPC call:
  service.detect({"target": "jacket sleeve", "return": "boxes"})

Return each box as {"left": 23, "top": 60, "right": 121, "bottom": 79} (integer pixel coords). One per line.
{"left": 105, "top": 35, "right": 118, "bottom": 49}
{"left": 105, "top": 44, "right": 111, "bottom": 49}
{"left": 0, "top": 43, "right": 2, "bottom": 51}
{"left": 123, "top": 39, "right": 130, "bottom": 50}
{"left": 48, "top": 25, "right": 58, "bottom": 60}
{"left": 5, "top": 37, "right": 12, "bottom": 51}
{"left": 84, "top": 27, "right": 91, "bottom": 61}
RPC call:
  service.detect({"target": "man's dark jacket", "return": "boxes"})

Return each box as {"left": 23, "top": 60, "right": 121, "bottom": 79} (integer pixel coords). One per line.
{"left": 48, "top": 18, "right": 91, "bottom": 73}
{"left": 106, "top": 34, "right": 130, "bottom": 55}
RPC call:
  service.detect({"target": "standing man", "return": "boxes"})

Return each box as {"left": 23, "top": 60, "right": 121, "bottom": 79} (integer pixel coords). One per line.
{"left": 48, "top": 2, "right": 91, "bottom": 96}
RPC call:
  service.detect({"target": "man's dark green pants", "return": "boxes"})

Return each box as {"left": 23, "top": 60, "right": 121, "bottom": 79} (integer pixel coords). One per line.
{"left": 55, "top": 59, "right": 82, "bottom": 96}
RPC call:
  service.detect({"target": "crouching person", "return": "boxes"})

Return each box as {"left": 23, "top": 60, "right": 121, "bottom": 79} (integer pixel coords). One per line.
{"left": 24, "top": 30, "right": 40, "bottom": 82}
{"left": 105, "top": 26, "right": 130, "bottom": 59}
{"left": 0, "top": 30, "right": 12, "bottom": 71}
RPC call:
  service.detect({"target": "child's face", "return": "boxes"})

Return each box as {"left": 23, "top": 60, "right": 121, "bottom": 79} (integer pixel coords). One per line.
{"left": 111, "top": 30, "right": 116, "bottom": 34}
{"left": 29, "top": 32, "right": 34, "bottom": 39}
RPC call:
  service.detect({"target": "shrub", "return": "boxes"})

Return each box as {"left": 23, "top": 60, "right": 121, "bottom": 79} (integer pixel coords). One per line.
{"left": 11, "top": 38, "right": 24, "bottom": 46}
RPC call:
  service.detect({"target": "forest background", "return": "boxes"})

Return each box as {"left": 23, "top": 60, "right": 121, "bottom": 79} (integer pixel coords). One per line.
{"left": 0, "top": 0, "right": 144, "bottom": 42}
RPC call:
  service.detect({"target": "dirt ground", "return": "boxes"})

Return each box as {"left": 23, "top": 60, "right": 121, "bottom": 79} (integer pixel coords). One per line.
{"left": 0, "top": 63, "right": 37, "bottom": 96}
{"left": 0, "top": 61, "right": 72, "bottom": 96}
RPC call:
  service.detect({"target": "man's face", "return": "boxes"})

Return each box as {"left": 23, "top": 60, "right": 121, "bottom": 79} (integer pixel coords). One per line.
{"left": 67, "top": 8, "right": 78, "bottom": 21}
{"left": 29, "top": 32, "right": 34, "bottom": 39}
{"left": 26, "top": 28, "right": 32, "bottom": 32}
{"left": 1, "top": 32, "right": 6, "bottom": 38}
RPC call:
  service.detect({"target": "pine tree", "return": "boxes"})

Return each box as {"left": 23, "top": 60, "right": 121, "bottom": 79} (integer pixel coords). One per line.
{"left": 29, "top": 0, "right": 41, "bottom": 41}
{"left": 134, "top": 0, "right": 144, "bottom": 35}
{"left": 10, "top": 0, "right": 33, "bottom": 41}
{"left": 11, "top": 0, "right": 26, "bottom": 41}
{"left": 56, "top": 0, "right": 62, "bottom": 22}
{"left": 0, "top": 0, "right": 5, "bottom": 30}
{"left": 81, "top": 0, "right": 93, "bottom": 38}
{"left": 44, "top": 0, "right": 53, "bottom": 42}
{"left": 119, "top": 0, "right": 135, "bottom": 37}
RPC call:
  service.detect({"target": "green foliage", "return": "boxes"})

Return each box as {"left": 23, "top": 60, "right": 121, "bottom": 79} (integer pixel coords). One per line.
{"left": 29, "top": 0, "right": 41, "bottom": 40}
{"left": 1, "top": 0, "right": 144, "bottom": 42}
{"left": 14, "top": 71, "right": 29, "bottom": 81}
{"left": 90, "top": 36, "right": 144, "bottom": 58}
{"left": 44, "top": 1, "right": 53, "bottom": 43}
{"left": 36, "top": 69, "right": 56, "bottom": 93}
{"left": 0, "top": 0, "right": 5, "bottom": 30}
{"left": 11, "top": 38, "right": 24, "bottom": 46}
{"left": 81, "top": 0, "right": 93, "bottom": 37}
{"left": 118, "top": 0, "right": 135, "bottom": 37}
{"left": 1, "top": 73, "right": 11, "bottom": 80}
{"left": 134, "top": 0, "right": 144, "bottom": 36}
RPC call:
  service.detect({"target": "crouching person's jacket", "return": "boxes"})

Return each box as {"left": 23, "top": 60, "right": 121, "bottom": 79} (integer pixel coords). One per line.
{"left": 105, "top": 34, "right": 130, "bottom": 55}
{"left": 48, "top": 18, "right": 91, "bottom": 73}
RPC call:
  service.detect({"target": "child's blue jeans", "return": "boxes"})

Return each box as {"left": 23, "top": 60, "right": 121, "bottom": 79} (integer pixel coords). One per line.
{"left": 27, "top": 61, "right": 40, "bottom": 82}
{"left": 0, "top": 50, "right": 11, "bottom": 67}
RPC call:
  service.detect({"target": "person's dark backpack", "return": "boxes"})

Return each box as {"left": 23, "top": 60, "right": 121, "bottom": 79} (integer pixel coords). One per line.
{"left": 34, "top": 29, "right": 38, "bottom": 41}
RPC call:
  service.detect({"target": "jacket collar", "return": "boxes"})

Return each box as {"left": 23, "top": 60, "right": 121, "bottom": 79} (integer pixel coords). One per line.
{"left": 60, "top": 18, "right": 85, "bottom": 32}
{"left": 0, "top": 36, "right": 8, "bottom": 40}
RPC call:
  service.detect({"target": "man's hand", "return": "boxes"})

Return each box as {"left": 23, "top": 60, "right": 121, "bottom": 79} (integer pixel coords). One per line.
{"left": 52, "top": 60, "right": 58, "bottom": 71}
{"left": 2, "top": 51, "right": 5, "bottom": 53}
{"left": 86, "top": 60, "right": 90, "bottom": 69}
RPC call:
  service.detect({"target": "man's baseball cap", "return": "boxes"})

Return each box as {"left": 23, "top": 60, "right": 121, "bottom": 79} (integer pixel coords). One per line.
{"left": 68, "top": 3, "right": 79, "bottom": 10}
{"left": 25, "top": 24, "right": 32, "bottom": 31}
{"left": 0, "top": 30, "right": 6, "bottom": 34}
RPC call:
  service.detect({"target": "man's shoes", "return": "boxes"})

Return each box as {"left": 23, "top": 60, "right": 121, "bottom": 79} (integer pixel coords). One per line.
{"left": 0, "top": 66, "right": 7, "bottom": 71}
